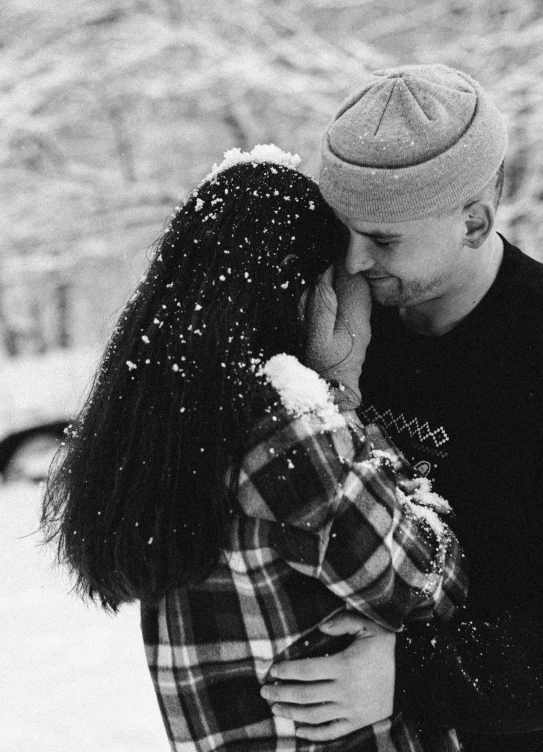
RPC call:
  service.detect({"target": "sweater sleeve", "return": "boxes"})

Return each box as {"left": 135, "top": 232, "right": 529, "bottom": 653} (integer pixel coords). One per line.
{"left": 393, "top": 602, "right": 543, "bottom": 734}
{"left": 237, "top": 408, "right": 467, "bottom": 632}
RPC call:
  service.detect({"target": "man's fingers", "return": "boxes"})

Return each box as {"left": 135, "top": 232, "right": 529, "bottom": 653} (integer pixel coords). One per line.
{"left": 261, "top": 680, "right": 333, "bottom": 706}
{"left": 319, "top": 611, "right": 379, "bottom": 637}
{"left": 271, "top": 702, "right": 341, "bottom": 725}
{"left": 295, "top": 720, "right": 354, "bottom": 741}
{"left": 270, "top": 654, "right": 338, "bottom": 682}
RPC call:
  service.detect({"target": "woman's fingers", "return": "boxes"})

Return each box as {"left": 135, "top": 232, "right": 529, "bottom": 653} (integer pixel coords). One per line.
{"left": 304, "top": 266, "right": 340, "bottom": 372}
{"left": 304, "top": 266, "right": 337, "bottom": 340}
{"left": 298, "top": 287, "right": 310, "bottom": 324}
{"left": 303, "top": 264, "right": 370, "bottom": 393}
{"left": 334, "top": 266, "right": 372, "bottom": 349}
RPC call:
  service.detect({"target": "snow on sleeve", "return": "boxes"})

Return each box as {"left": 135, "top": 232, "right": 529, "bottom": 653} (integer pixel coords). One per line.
{"left": 259, "top": 354, "right": 343, "bottom": 431}
{"left": 259, "top": 356, "right": 452, "bottom": 538}
{"left": 396, "top": 477, "right": 452, "bottom": 537}
{"left": 204, "top": 144, "right": 301, "bottom": 184}
{"left": 399, "top": 477, "right": 451, "bottom": 515}
{"left": 367, "top": 449, "right": 451, "bottom": 538}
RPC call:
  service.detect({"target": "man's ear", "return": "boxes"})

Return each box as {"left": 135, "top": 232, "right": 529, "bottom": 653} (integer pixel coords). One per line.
{"left": 461, "top": 198, "right": 495, "bottom": 249}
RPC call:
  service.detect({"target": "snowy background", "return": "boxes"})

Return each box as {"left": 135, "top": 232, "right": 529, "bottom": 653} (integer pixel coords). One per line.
{"left": 2, "top": 0, "right": 543, "bottom": 361}
{"left": 2, "top": 0, "right": 543, "bottom": 748}
{"left": 1, "top": 481, "right": 170, "bottom": 751}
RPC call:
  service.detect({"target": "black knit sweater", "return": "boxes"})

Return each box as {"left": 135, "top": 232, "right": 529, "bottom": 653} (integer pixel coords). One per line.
{"left": 359, "top": 237, "right": 543, "bottom": 751}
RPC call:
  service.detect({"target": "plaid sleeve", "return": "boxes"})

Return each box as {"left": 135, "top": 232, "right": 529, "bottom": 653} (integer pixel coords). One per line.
{"left": 237, "top": 409, "right": 467, "bottom": 631}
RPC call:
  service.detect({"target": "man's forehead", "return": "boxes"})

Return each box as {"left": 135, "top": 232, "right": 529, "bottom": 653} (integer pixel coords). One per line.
{"left": 334, "top": 210, "right": 405, "bottom": 238}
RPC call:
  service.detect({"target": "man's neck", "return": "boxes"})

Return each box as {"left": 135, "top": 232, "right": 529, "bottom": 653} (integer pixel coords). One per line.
{"left": 399, "top": 233, "right": 505, "bottom": 336}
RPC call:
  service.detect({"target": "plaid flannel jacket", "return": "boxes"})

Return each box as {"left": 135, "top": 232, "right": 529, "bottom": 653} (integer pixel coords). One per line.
{"left": 141, "top": 408, "right": 467, "bottom": 752}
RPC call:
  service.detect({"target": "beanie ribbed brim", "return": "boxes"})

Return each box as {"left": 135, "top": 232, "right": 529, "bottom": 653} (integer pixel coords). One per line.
{"left": 319, "top": 67, "right": 508, "bottom": 223}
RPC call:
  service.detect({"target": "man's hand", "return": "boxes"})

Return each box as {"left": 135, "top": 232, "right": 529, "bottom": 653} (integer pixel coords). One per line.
{"left": 301, "top": 265, "right": 371, "bottom": 406}
{"left": 261, "top": 611, "right": 395, "bottom": 741}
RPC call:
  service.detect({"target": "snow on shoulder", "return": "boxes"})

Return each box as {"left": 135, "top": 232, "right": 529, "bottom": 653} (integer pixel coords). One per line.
{"left": 204, "top": 144, "right": 301, "bottom": 184}
{"left": 259, "top": 354, "right": 342, "bottom": 430}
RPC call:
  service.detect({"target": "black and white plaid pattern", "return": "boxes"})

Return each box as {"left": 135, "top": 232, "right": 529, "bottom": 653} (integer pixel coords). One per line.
{"left": 142, "top": 409, "right": 466, "bottom": 751}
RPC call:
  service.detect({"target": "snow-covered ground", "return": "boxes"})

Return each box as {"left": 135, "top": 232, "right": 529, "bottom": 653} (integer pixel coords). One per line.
{"left": 1, "top": 480, "right": 170, "bottom": 752}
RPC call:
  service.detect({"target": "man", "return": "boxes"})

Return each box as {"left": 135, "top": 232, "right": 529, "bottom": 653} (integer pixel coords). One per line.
{"left": 262, "top": 64, "right": 543, "bottom": 751}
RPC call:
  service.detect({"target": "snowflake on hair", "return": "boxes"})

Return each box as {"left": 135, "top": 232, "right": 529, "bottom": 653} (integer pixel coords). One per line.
{"left": 204, "top": 144, "right": 301, "bottom": 184}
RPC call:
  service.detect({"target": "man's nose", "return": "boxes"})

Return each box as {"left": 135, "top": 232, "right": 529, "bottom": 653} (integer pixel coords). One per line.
{"left": 344, "top": 234, "right": 375, "bottom": 275}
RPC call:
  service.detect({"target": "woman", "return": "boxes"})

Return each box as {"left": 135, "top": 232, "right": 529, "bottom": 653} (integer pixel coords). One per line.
{"left": 42, "top": 146, "right": 466, "bottom": 751}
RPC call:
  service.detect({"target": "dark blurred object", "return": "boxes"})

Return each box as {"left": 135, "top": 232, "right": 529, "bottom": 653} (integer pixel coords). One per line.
{"left": 0, "top": 421, "right": 66, "bottom": 482}
{"left": 0, "top": 348, "right": 97, "bottom": 483}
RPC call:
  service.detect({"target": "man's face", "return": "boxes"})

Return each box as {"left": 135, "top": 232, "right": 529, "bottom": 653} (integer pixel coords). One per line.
{"left": 336, "top": 209, "right": 469, "bottom": 308}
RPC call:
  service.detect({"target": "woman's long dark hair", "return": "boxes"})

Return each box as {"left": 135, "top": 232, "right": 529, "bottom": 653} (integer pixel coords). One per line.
{"left": 41, "top": 160, "right": 348, "bottom": 611}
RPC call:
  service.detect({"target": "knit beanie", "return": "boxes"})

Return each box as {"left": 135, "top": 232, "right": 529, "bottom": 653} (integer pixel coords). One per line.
{"left": 319, "top": 64, "right": 508, "bottom": 222}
